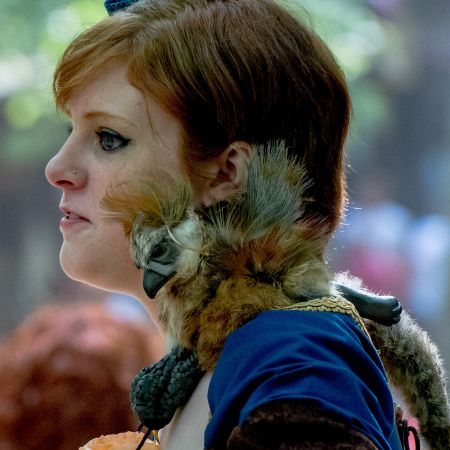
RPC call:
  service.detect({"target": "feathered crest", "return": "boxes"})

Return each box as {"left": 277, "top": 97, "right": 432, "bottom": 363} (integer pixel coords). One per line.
{"left": 101, "top": 173, "right": 193, "bottom": 236}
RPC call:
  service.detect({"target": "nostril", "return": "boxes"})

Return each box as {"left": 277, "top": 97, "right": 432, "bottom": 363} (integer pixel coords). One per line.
{"left": 46, "top": 170, "right": 74, "bottom": 188}
{"left": 55, "top": 179, "right": 76, "bottom": 187}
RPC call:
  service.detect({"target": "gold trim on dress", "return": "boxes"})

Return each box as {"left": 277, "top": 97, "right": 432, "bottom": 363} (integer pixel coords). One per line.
{"left": 278, "top": 296, "right": 371, "bottom": 340}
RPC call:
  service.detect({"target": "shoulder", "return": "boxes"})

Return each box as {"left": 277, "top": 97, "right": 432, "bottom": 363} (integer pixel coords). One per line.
{"left": 206, "top": 307, "right": 395, "bottom": 450}
{"left": 217, "top": 307, "right": 380, "bottom": 379}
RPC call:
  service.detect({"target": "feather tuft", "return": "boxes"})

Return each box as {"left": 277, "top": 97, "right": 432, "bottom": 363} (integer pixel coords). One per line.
{"left": 101, "top": 175, "right": 193, "bottom": 236}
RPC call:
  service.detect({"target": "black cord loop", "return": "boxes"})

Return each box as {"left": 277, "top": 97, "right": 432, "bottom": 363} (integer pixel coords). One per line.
{"left": 398, "top": 418, "right": 420, "bottom": 450}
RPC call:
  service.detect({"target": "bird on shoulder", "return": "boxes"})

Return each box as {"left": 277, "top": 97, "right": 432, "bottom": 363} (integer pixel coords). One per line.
{"left": 103, "top": 140, "right": 450, "bottom": 450}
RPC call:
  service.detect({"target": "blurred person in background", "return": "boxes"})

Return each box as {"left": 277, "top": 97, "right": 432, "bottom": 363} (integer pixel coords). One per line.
{"left": 331, "top": 172, "right": 413, "bottom": 304}
{"left": 405, "top": 214, "right": 450, "bottom": 326}
{"left": 0, "top": 302, "right": 165, "bottom": 450}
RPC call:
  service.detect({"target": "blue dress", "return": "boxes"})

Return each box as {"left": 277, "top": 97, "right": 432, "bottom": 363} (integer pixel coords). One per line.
{"left": 206, "top": 307, "right": 401, "bottom": 449}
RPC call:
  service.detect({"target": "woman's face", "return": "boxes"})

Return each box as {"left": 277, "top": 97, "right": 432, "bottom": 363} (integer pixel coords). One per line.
{"left": 45, "top": 62, "right": 185, "bottom": 303}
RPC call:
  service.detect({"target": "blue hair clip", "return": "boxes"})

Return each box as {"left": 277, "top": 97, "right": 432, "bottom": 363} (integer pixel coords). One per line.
{"left": 104, "top": 0, "right": 140, "bottom": 15}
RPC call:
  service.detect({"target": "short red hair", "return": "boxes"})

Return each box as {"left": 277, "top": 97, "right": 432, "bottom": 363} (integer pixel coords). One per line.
{"left": 54, "top": 0, "right": 351, "bottom": 238}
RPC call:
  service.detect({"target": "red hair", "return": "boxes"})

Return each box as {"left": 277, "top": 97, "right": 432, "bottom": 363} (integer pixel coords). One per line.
{"left": 54, "top": 0, "right": 351, "bottom": 238}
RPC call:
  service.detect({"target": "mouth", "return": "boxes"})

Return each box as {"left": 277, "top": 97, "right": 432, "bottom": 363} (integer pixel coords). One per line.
{"left": 64, "top": 211, "right": 89, "bottom": 221}
{"left": 59, "top": 206, "right": 92, "bottom": 228}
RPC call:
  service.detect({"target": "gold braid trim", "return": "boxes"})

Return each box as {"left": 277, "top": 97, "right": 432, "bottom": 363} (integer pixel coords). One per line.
{"left": 279, "top": 296, "right": 371, "bottom": 341}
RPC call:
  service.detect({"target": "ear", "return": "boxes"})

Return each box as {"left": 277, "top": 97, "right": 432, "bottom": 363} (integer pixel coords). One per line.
{"left": 198, "top": 141, "right": 252, "bottom": 207}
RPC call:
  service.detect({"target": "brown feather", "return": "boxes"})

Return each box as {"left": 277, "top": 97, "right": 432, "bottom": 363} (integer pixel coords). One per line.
{"left": 101, "top": 175, "right": 192, "bottom": 236}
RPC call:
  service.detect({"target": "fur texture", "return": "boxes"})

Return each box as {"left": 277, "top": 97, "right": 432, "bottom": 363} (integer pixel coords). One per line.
{"left": 335, "top": 273, "right": 450, "bottom": 450}
{"left": 366, "top": 315, "right": 450, "bottom": 449}
{"left": 104, "top": 141, "right": 450, "bottom": 449}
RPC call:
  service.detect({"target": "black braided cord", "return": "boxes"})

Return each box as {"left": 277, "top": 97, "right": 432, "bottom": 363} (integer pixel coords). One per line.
{"left": 131, "top": 346, "right": 205, "bottom": 431}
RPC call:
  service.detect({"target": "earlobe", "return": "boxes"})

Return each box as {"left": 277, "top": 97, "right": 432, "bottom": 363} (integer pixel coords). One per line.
{"left": 201, "top": 141, "right": 252, "bottom": 207}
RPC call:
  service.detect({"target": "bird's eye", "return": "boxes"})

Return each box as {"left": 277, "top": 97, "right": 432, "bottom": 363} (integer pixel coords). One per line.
{"left": 150, "top": 243, "right": 166, "bottom": 260}
{"left": 147, "top": 235, "right": 180, "bottom": 266}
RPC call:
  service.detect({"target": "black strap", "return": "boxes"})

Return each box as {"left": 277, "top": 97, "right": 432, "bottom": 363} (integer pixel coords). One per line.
{"left": 398, "top": 419, "right": 421, "bottom": 450}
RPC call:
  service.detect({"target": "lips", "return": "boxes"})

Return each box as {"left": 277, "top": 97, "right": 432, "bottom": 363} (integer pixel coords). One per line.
{"left": 66, "top": 212, "right": 86, "bottom": 220}
{"left": 59, "top": 207, "right": 91, "bottom": 232}
{"left": 60, "top": 206, "right": 91, "bottom": 223}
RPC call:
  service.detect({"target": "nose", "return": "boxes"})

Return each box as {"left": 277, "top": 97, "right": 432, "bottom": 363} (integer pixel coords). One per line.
{"left": 45, "top": 141, "right": 86, "bottom": 189}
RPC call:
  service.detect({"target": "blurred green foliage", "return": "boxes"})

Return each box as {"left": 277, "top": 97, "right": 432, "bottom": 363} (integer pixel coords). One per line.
{"left": 281, "top": 0, "right": 386, "bottom": 78}
{"left": 0, "top": 0, "right": 389, "bottom": 166}
{"left": 279, "top": 0, "right": 391, "bottom": 143}
{"left": 0, "top": 0, "right": 105, "bottom": 166}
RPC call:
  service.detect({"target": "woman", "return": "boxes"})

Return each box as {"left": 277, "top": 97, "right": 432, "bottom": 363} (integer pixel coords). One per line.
{"left": 46, "top": 0, "right": 401, "bottom": 448}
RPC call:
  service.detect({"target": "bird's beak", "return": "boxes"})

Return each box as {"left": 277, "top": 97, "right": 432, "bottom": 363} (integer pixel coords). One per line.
{"left": 143, "top": 260, "right": 177, "bottom": 299}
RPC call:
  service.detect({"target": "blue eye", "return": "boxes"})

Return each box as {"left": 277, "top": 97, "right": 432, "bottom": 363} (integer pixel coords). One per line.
{"left": 95, "top": 129, "right": 131, "bottom": 152}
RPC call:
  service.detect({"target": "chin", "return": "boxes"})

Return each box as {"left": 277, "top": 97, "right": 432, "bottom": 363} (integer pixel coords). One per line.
{"left": 59, "top": 245, "right": 141, "bottom": 295}
{"left": 59, "top": 254, "right": 104, "bottom": 290}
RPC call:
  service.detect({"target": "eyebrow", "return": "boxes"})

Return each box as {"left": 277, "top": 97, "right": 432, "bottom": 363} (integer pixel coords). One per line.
{"left": 83, "top": 111, "right": 136, "bottom": 128}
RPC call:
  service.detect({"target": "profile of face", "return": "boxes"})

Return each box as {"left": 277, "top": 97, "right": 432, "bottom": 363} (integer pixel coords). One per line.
{"left": 46, "top": 61, "right": 250, "bottom": 305}
{"left": 45, "top": 62, "right": 187, "bottom": 305}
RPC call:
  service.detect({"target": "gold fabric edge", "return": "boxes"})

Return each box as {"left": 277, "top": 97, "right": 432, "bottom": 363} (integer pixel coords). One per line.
{"left": 278, "top": 296, "right": 371, "bottom": 341}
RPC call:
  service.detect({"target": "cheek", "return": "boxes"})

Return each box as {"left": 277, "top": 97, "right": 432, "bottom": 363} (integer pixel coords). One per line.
{"left": 96, "top": 222, "right": 135, "bottom": 266}
{"left": 133, "top": 134, "right": 185, "bottom": 179}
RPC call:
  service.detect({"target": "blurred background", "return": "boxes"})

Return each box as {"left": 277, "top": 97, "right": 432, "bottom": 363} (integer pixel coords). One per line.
{"left": 0, "top": 0, "right": 449, "bottom": 375}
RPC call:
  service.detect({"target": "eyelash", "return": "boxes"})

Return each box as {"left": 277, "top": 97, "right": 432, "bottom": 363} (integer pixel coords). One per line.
{"left": 65, "top": 125, "right": 131, "bottom": 152}
{"left": 95, "top": 129, "right": 131, "bottom": 152}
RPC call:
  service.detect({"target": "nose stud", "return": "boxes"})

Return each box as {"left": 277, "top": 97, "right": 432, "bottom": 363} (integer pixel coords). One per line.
{"left": 72, "top": 169, "right": 77, "bottom": 175}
